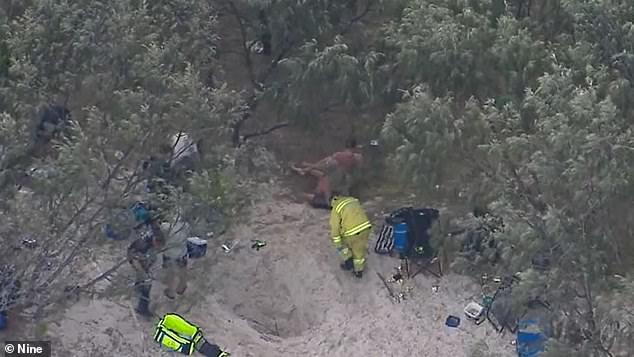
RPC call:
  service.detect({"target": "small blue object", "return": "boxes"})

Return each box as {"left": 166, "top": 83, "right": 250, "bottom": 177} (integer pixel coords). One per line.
{"left": 393, "top": 222, "right": 409, "bottom": 253}
{"left": 103, "top": 224, "right": 119, "bottom": 240}
{"left": 0, "top": 311, "right": 8, "bottom": 330}
{"left": 445, "top": 315, "right": 461, "bottom": 328}
{"left": 132, "top": 202, "right": 150, "bottom": 224}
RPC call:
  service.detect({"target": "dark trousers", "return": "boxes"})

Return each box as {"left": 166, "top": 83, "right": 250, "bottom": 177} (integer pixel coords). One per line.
{"left": 197, "top": 339, "right": 222, "bottom": 357}
{"left": 131, "top": 260, "right": 152, "bottom": 313}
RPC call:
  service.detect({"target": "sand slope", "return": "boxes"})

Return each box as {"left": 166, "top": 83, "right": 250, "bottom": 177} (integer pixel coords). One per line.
{"left": 48, "top": 191, "right": 514, "bottom": 357}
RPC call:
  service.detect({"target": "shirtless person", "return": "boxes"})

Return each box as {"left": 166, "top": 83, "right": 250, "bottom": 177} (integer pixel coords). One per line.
{"left": 294, "top": 138, "right": 362, "bottom": 175}
{"left": 291, "top": 167, "right": 334, "bottom": 209}
{"left": 292, "top": 138, "right": 362, "bottom": 208}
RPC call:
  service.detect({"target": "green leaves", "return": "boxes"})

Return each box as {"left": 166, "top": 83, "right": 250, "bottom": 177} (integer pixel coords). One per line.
{"left": 384, "top": 0, "right": 499, "bottom": 98}
{"left": 0, "top": 0, "right": 631, "bottom": 353}
{"left": 381, "top": 87, "right": 491, "bottom": 188}
{"left": 380, "top": 0, "right": 562, "bottom": 104}
{"left": 186, "top": 169, "right": 234, "bottom": 211}
{"left": 221, "top": 0, "right": 394, "bottom": 128}
{"left": 0, "top": 0, "right": 242, "bottom": 312}
{"left": 380, "top": 4, "right": 634, "bottom": 352}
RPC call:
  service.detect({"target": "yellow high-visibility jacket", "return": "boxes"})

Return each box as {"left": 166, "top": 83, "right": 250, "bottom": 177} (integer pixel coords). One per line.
{"left": 329, "top": 196, "right": 372, "bottom": 246}
{"left": 154, "top": 313, "right": 204, "bottom": 355}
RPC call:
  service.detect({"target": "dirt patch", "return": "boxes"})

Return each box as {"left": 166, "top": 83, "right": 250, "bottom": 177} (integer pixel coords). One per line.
{"left": 209, "top": 203, "right": 334, "bottom": 338}
{"left": 33, "top": 182, "right": 515, "bottom": 357}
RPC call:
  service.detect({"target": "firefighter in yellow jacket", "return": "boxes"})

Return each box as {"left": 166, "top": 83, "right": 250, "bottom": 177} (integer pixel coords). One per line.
{"left": 329, "top": 193, "right": 372, "bottom": 278}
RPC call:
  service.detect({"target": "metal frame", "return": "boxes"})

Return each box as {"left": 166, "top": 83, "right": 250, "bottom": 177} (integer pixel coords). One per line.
{"left": 408, "top": 255, "right": 442, "bottom": 279}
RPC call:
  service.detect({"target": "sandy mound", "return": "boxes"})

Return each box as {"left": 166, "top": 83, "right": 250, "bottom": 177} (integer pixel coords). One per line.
{"left": 44, "top": 188, "right": 515, "bottom": 357}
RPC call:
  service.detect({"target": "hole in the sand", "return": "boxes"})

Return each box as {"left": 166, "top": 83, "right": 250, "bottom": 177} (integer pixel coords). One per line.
{"left": 204, "top": 199, "right": 339, "bottom": 339}
{"left": 213, "top": 256, "right": 326, "bottom": 338}
{"left": 222, "top": 284, "right": 319, "bottom": 338}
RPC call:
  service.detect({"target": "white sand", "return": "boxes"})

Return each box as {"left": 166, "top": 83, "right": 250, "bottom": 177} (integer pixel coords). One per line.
{"left": 46, "top": 188, "right": 515, "bottom": 357}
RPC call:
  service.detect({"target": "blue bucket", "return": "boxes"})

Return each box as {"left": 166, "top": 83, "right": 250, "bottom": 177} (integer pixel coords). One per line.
{"left": 0, "top": 311, "right": 8, "bottom": 330}
{"left": 393, "top": 222, "right": 409, "bottom": 253}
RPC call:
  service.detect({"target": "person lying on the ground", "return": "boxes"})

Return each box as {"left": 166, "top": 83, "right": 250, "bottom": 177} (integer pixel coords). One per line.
{"left": 291, "top": 138, "right": 362, "bottom": 175}
{"left": 292, "top": 160, "right": 353, "bottom": 199}
{"left": 292, "top": 138, "right": 362, "bottom": 197}
{"left": 154, "top": 313, "right": 230, "bottom": 356}
{"left": 295, "top": 167, "right": 332, "bottom": 210}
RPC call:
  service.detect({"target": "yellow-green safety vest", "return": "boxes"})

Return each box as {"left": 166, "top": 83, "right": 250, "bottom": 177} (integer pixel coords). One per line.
{"left": 154, "top": 313, "right": 204, "bottom": 355}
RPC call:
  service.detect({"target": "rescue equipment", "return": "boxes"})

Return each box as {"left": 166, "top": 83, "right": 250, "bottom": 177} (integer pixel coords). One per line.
{"left": 154, "top": 313, "right": 231, "bottom": 357}
{"left": 154, "top": 313, "right": 204, "bottom": 355}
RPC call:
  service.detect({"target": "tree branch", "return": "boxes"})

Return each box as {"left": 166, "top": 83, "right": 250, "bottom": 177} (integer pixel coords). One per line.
{"left": 259, "top": 37, "right": 300, "bottom": 85}
{"left": 339, "top": 0, "right": 375, "bottom": 36}
{"left": 223, "top": 1, "right": 258, "bottom": 88}
{"left": 39, "top": 129, "right": 152, "bottom": 290}
{"left": 231, "top": 94, "right": 258, "bottom": 147}
{"left": 227, "top": 0, "right": 374, "bottom": 147}
{"left": 241, "top": 122, "right": 289, "bottom": 143}
{"left": 79, "top": 258, "right": 128, "bottom": 291}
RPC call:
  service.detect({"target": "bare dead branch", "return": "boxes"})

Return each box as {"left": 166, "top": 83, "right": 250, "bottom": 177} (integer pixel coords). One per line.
{"left": 241, "top": 122, "right": 289, "bottom": 143}
{"left": 339, "top": 0, "right": 375, "bottom": 36}
{"left": 79, "top": 258, "right": 128, "bottom": 290}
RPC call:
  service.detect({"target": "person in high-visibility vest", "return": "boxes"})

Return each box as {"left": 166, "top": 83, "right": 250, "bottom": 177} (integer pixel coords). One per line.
{"left": 154, "top": 313, "right": 230, "bottom": 356}
{"left": 329, "top": 193, "right": 372, "bottom": 278}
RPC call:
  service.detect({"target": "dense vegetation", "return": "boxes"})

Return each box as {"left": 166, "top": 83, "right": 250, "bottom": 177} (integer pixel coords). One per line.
{"left": 1, "top": 0, "right": 633, "bottom": 355}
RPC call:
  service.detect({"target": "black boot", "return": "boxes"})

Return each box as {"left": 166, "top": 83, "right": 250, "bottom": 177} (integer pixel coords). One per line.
{"left": 135, "top": 299, "right": 152, "bottom": 317}
{"left": 353, "top": 271, "right": 363, "bottom": 279}
{"left": 135, "top": 285, "right": 152, "bottom": 317}
{"left": 340, "top": 258, "right": 353, "bottom": 271}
